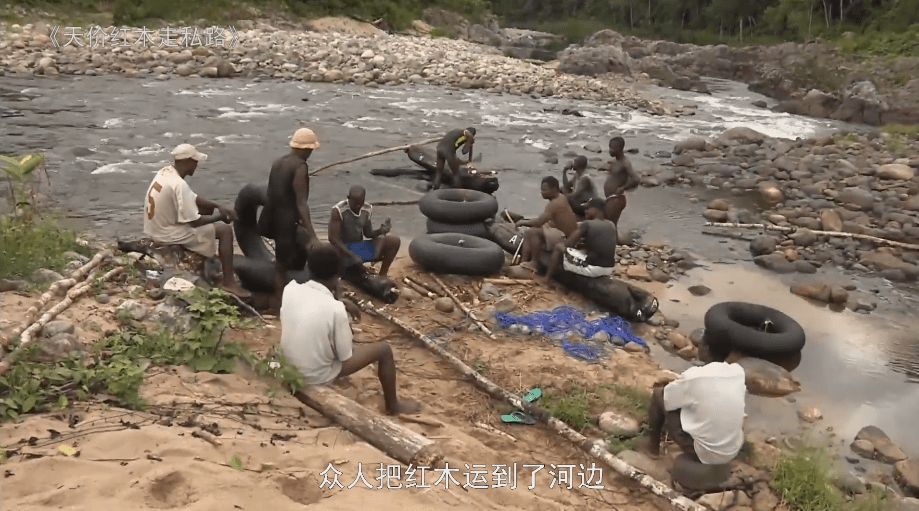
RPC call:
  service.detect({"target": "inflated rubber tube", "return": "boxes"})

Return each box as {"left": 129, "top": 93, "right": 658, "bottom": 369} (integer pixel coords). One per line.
{"left": 233, "top": 255, "right": 399, "bottom": 303}
{"left": 234, "top": 183, "right": 275, "bottom": 262}
{"left": 408, "top": 233, "right": 505, "bottom": 276}
{"left": 406, "top": 145, "right": 437, "bottom": 173}
{"left": 426, "top": 218, "right": 492, "bottom": 239}
{"left": 489, "top": 222, "right": 658, "bottom": 323}
{"left": 370, "top": 168, "right": 429, "bottom": 178}
{"left": 419, "top": 189, "right": 499, "bottom": 224}
{"left": 702, "top": 301, "right": 806, "bottom": 359}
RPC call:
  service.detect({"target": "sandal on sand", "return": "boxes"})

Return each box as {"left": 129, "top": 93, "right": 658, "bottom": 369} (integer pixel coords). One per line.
{"left": 501, "top": 411, "right": 536, "bottom": 425}
{"left": 523, "top": 388, "right": 542, "bottom": 403}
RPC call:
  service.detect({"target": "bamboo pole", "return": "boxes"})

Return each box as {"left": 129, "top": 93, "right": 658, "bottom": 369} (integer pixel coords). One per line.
{"left": 483, "top": 278, "right": 532, "bottom": 285}
{"left": 309, "top": 138, "right": 441, "bottom": 176}
{"left": 406, "top": 277, "right": 442, "bottom": 297}
{"left": 0, "top": 266, "right": 124, "bottom": 374}
{"left": 403, "top": 278, "right": 437, "bottom": 299}
{"left": 352, "top": 297, "right": 706, "bottom": 511}
{"left": 429, "top": 274, "right": 495, "bottom": 339}
{"left": 5, "top": 249, "right": 114, "bottom": 342}
{"left": 704, "top": 222, "right": 919, "bottom": 251}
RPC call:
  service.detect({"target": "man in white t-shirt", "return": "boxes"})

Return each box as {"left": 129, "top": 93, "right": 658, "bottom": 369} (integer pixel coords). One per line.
{"left": 143, "top": 143, "right": 250, "bottom": 298}
{"left": 638, "top": 361, "right": 747, "bottom": 465}
{"left": 280, "top": 244, "right": 421, "bottom": 415}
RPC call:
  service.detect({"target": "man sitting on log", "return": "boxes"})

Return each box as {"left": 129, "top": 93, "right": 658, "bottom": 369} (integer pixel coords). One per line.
{"left": 433, "top": 127, "right": 475, "bottom": 190}
{"left": 328, "top": 185, "right": 401, "bottom": 277}
{"left": 143, "top": 143, "right": 250, "bottom": 298}
{"left": 514, "top": 176, "right": 579, "bottom": 269}
{"left": 280, "top": 244, "right": 421, "bottom": 415}
{"left": 561, "top": 155, "right": 600, "bottom": 219}
{"left": 538, "top": 198, "right": 617, "bottom": 284}
{"left": 637, "top": 361, "right": 747, "bottom": 466}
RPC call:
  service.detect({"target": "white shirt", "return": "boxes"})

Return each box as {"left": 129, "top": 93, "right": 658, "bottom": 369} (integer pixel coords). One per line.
{"left": 143, "top": 165, "right": 201, "bottom": 243}
{"left": 663, "top": 362, "right": 747, "bottom": 464}
{"left": 279, "top": 280, "right": 353, "bottom": 385}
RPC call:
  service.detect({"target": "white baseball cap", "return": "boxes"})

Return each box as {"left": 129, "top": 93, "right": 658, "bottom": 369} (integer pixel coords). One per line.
{"left": 172, "top": 143, "right": 208, "bottom": 161}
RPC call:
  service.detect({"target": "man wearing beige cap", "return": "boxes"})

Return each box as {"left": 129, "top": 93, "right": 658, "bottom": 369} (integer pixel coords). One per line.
{"left": 264, "top": 128, "right": 323, "bottom": 313}
{"left": 144, "top": 143, "right": 251, "bottom": 298}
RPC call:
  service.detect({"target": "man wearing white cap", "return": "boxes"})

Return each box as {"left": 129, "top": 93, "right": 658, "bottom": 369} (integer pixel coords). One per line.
{"left": 264, "top": 127, "right": 323, "bottom": 313}
{"left": 144, "top": 143, "right": 251, "bottom": 298}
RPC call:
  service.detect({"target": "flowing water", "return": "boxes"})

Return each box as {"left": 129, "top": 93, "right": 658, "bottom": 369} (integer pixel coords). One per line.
{"left": 1, "top": 73, "right": 916, "bottom": 454}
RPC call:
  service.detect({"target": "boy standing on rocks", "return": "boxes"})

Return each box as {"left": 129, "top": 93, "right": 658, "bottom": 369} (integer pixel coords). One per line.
{"left": 603, "top": 136, "right": 641, "bottom": 226}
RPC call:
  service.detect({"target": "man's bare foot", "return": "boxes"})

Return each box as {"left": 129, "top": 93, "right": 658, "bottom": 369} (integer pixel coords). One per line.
{"left": 635, "top": 437, "right": 661, "bottom": 458}
{"left": 519, "top": 262, "right": 538, "bottom": 272}
{"left": 387, "top": 398, "right": 423, "bottom": 416}
{"left": 221, "top": 282, "right": 252, "bottom": 299}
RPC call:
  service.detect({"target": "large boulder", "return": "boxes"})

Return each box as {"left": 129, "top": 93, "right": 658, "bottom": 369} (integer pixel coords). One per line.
{"left": 636, "top": 57, "right": 691, "bottom": 91}
{"left": 831, "top": 81, "right": 888, "bottom": 125}
{"left": 558, "top": 45, "right": 632, "bottom": 76}
{"left": 585, "top": 29, "right": 626, "bottom": 48}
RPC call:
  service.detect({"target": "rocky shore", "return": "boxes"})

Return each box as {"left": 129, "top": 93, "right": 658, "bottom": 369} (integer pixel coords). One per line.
{"left": 554, "top": 29, "right": 919, "bottom": 126}
{"left": 0, "top": 18, "right": 680, "bottom": 117}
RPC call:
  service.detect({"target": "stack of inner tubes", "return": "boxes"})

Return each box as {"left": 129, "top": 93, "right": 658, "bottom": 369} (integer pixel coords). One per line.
{"left": 419, "top": 188, "right": 499, "bottom": 239}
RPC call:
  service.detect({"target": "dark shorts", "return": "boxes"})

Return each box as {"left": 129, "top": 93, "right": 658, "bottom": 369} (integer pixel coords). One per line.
{"left": 436, "top": 147, "right": 461, "bottom": 171}
{"left": 273, "top": 212, "right": 306, "bottom": 271}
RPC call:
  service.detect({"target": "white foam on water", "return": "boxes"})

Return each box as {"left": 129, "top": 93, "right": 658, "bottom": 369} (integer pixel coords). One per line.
{"left": 217, "top": 110, "right": 268, "bottom": 119}
{"left": 215, "top": 134, "right": 258, "bottom": 144}
{"left": 103, "top": 118, "right": 127, "bottom": 128}
{"left": 217, "top": 107, "right": 235, "bottom": 112}
{"left": 118, "top": 144, "right": 166, "bottom": 156}
{"left": 422, "top": 108, "right": 466, "bottom": 118}
{"left": 162, "top": 132, "right": 178, "bottom": 138}
{"left": 524, "top": 137, "right": 553, "bottom": 151}
{"left": 91, "top": 160, "right": 136, "bottom": 174}
{"left": 342, "top": 120, "right": 385, "bottom": 131}
{"left": 174, "top": 88, "right": 234, "bottom": 97}
{"left": 687, "top": 94, "right": 823, "bottom": 140}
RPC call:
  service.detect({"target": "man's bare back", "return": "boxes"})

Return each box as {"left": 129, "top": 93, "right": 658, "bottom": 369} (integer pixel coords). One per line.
{"left": 604, "top": 156, "right": 638, "bottom": 198}
{"left": 546, "top": 195, "right": 579, "bottom": 237}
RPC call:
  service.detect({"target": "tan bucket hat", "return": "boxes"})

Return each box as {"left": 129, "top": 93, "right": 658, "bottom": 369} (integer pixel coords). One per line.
{"left": 290, "top": 128, "right": 320, "bottom": 149}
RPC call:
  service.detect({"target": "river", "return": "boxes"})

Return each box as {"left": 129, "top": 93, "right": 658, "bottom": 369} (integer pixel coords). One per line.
{"left": 1, "top": 73, "right": 917, "bottom": 458}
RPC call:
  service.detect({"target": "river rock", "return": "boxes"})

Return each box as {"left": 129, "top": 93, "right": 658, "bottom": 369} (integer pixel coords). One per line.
{"left": 755, "top": 253, "right": 796, "bottom": 273}
{"left": 175, "top": 64, "right": 194, "bottom": 77}
{"left": 434, "top": 297, "right": 454, "bottom": 313}
{"left": 0, "top": 279, "right": 25, "bottom": 292}
{"left": 36, "top": 333, "right": 83, "bottom": 364}
{"left": 878, "top": 163, "right": 916, "bottom": 181}
{"left": 819, "top": 209, "right": 843, "bottom": 231}
{"left": 668, "top": 331, "right": 691, "bottom": 349}
{"left": 853, "top": 426, "right": 908, "bottom": 464}
{"left": 42, "top": 320, "right": 75, "bottom": 338}
{"left": 721, "top": 127, "right": 767, "bottom": 145}
{"left": 790, "top": 229, "right": 818, "bottom": 247}
{"left": 674, "top": 137, "right": 707, "bottom": 153}
{"left": 838, "top": 187, "right": 876, "bottom": 210}
{"left": 832, "top": 469, "right": 867, "bottom": 494}
{"left": 598, "top": 411, "right": 641, "bottom": 437}
{"left": 479, "top": 283, "right": 502, "bottom": 301}
{"left": 117, "top": 299, "right": 149, "bottom": 321}
{"left": 895, "top": 459, "right": 919, "bottom": 498}
{"left": 708, "top": 199, "right": 731, "bottom": 211}
{"left": 734, "top": 356, "right": 801, "bottom": 396}
{"left": 626, "top": 264, "right": 651, "bottom": 281}
{"left": 790, "top": 280, "right": 848, "bottom": 303}
{"left": 703, "top": 209, "right": 729, "bottom": 222}
{"left": 696, "top": 490, "right": 753, "bottom": 510}
{"left": 750, "top": 235, "right": 779, "bottom": 256}
{"left": 688, "top": 285, "right": 711, "bottom": 296}
{"left": 797, "top": 406, "right": 823, "bottom": 422}
{"left": 31, "top": 268, "right": 63, "bottom": 284}
{"left": 851, "top": 439, "right": 876, "bottom": 459}
{"left": 672, "top": 153, "right": 695, "bottom": 166}
{"left": 899, "top": 497, "right": 919, "bottom": 511}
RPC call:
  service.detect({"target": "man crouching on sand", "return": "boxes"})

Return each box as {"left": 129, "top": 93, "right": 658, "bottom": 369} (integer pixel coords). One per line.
{"left": 280, "top": 244, "right": 421, "bottom": 415}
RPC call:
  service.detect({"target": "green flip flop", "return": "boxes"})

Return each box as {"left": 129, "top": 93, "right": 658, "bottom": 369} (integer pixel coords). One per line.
{"left": 501, "top": 411, "right": 537, "bottom": 425}
{"left": 523, "top": 388, "right": 542, "bottom": 403}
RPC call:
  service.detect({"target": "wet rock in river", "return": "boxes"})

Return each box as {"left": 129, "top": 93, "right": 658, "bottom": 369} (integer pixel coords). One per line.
{"left": 750, "top": 235, "right": 779, "bottom": 256}
{"left": 797, "top": 406, "right": 823, "bottom": 423}
{"left": 754, "top": 253, "right": 796, "bottom": 273}
{"left": 790, "top": 228, "right": 818, "bottom": 247}
{"left": 895, "top": 460, "right": 919, "bottom": 499}
{"left": 703, "top": 209, "right": 729, "bottom": 222}
{"left": 688, "top": 285, "right": 711, "bottom": 296}
{"left": 734, "top": 357, "right": 801, "bottom": 396}
{"left": 819, "top": 209, "right": 843, "bottom": 231}
{"left": 853, "top": 426, "right": 909, "bottom": 464}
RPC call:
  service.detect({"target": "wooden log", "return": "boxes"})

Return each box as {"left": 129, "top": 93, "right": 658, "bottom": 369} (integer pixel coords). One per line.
{"left": 353, "top": 297, "right": 707, "bottom": 511}
{"left": 483, "top": 278, "right": 532, "bottom": 285}
{"left": 0, "top": 267, "right": 123, "bottom": 374}
{"left": 429, "top": 274, "right": 495, "bottom": 339}
{"left": 6, "top": 249, "right": 114, "bottom": 341}
{"left": 309, "top": 138, "right": 441, "bottom": 176}
{"left": 368, "top": 200, "right": 420, "bottom": 207}
{"left": 403, "top": 278, "right": 436, "bottom": 299}
{"left": 406, "top": 277, "right": 442, "bottom": 297}
{"left": 705, "top": 221, "right": 919, "bottom": 251}
{"left": 295, "top": 385, "right": 444, "bottom": 467}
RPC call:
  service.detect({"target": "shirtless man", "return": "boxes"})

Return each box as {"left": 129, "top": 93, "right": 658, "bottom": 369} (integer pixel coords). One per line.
{"left": 603, "top": 137, "right": 641, "bottom": 226}
{"left": 433, "top": 127, "right": 475, "bottom": 189}
{"left": 265, "top": 128, "right": 323, "bottom": 313}
{"left": 562, "top": 155, "right": 599, "bottom": 219}
{"left": 514, "top": 176, "right": 580, "bottom": 267}
{"left": 538, "top": 198, "right": 617, "bottom": 284}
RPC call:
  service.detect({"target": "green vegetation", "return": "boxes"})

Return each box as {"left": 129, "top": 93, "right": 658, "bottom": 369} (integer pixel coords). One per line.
{"left": 0, "top": 286, "right": 303, "bottom": 421}
{"left": 771, "top": 444, "right": 896, "bottom": 511}
{"left": 540, "top": 382, "right": 652, "bottom": 430}
{"left": 1, "top": 153, "right": 90, "bottom": 280}
{"left": 606, "top": 435, "right": 641, "bottom": 454}
{"left": 490, "top": 0, "right": 919, "bottom": 57}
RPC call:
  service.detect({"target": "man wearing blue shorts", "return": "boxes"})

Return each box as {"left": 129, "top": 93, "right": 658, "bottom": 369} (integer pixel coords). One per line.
{"left": 328, "top": 185, "right": 401, "bottom": 276}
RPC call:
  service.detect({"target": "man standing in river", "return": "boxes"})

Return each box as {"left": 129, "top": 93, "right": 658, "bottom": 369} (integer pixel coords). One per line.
{"left": 264, "top": 128, "right": 323, "bottom": 314}
{"left": 433, "top": 127, "right": 475, "bottom": 189}
{"left": 144, "top": 143, "right": 250, "bottom": 298}
{"left": 603, "top": 136, "right": 641, "bottom": 226}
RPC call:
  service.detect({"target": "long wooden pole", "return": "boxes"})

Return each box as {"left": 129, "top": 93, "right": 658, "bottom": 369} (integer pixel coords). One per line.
{"left": 704, "top": 222, "right": 919, "bottom": 251}
{"left": 309, "top": 138, "right": 441, "bottom": 176}
{"left": 429, "top": 274, "right": 495, "bottom": 339}
{"left": 352, "top": 296, "right": 707, "bottom": 511}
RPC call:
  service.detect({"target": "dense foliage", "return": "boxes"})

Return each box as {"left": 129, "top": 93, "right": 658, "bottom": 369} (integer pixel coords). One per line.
{"left": 490, "top": 0, "right": 919, "bottom": 53}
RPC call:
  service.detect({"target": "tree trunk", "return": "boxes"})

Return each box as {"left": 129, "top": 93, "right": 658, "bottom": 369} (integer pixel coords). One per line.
{"left": 840, "top": 0, "right": 843, "bottom": 22}
{"left": 629, "top": 0, "right": 634, "bottom": 28}
{"left": 807, "top": 4, "right": 813, "bottom": 39}
{"left": 739, "top": 16, "right": 743, "bottom": 43}
{"left": 355, "top": 299, "right": 709, "bottom": 511}
{"left": 295, "top": 385, "right": 444, "bottom": 468}
{"left": 822, "top": 0, "right": 830, "bottom": 28}
{"left": 647, "top": 0, "right": 651, "bottom": 23}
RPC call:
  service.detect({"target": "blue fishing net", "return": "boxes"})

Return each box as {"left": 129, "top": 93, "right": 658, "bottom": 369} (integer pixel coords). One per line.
{"left": 493, "top": 305, "right": 647, "bottom": 349}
